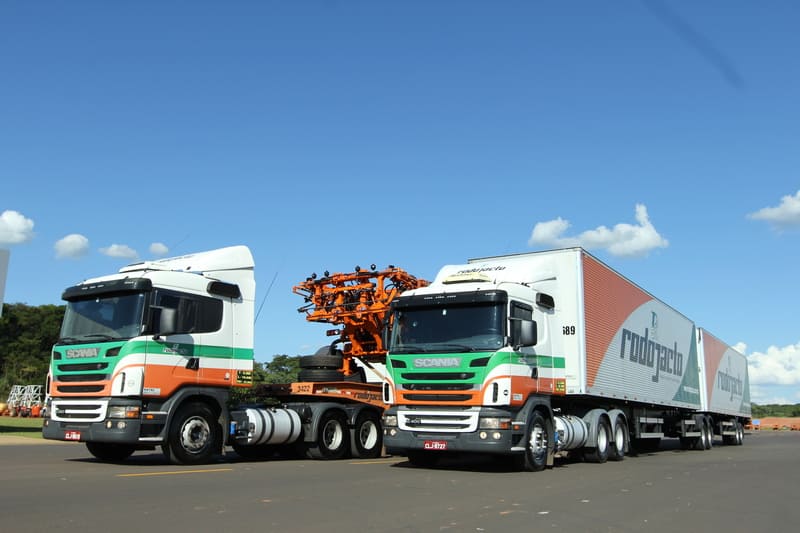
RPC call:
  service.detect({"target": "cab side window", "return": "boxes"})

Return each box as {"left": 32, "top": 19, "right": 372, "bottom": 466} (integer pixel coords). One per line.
{"left": 152, "top": 290, "right": 223, "bottom": 334}
{"left": 509, "top": 301, "right": 533, "bottom": 345}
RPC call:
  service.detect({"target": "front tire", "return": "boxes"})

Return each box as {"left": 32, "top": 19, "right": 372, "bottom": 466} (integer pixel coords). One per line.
{"left": 511, "top": 410, "right": 550, "bottom": 472}
{"left": 164, "top": 402, "right": 222, "bottom": 465}
{"left": 86, "top": 442, "right": 136, "bottom": 462}
{"left": 352, "top": 411, "right": 383, "bottom": 459}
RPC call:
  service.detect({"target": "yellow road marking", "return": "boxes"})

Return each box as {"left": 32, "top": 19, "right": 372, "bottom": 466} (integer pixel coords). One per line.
{"left": 117, "top": 468, "right": 233, "bottom": 478}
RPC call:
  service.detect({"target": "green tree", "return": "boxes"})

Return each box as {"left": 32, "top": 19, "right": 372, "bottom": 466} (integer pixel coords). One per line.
{"left": 229, "top": 355, "right": 300, "bottom": 404}
{"left": 260, "top": 354, "right": 300, "bottom": 384}
{"left": 0, "top": 303, "right": 65, "bottom": 398}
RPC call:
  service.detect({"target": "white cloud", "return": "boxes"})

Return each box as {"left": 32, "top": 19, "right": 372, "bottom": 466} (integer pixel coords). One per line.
{"left": 55, "top": 234, "right": 90, "bottom": 259}
{"left": 747, "top": 190, "right": 800, "bottom": 227}
{"left": 149, "top": 242, "right": 169, "bottom": 257}
{"left": 749, "top": 384, "right": 790, "bottom": 406}
{"left": 0, "top": 210, "right": 35, "bottom": 245}
{"left": 528, "top": 204, "right": 669, "bottom": 257}
{"left": 746, "top": 341, "right": 800, "bottom": 386}
{"left": 99, "top": 244, "right": 139, "bottom": 260}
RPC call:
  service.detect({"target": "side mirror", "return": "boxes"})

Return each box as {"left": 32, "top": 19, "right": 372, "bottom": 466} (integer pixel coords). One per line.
{"left": 159, "top": 308, "right": 176, "bottom": 336}
{"left": 517, "top": 320, "right": 537, "bottom": 348}
{"left": 153, "top": 307, "right": 176, "bottom": 339}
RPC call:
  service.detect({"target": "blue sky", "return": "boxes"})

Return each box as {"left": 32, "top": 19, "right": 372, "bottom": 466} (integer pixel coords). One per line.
{"left": 1, "top": 1, "right": 798, "bottom": 404}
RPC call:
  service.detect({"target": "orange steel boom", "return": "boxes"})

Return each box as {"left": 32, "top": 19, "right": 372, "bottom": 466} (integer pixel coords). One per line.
{"left": 294, "top": 265, "right": 428, "bottom": 363}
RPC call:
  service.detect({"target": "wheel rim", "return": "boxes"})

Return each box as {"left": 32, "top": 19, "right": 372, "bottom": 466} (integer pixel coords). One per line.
{"left": 530, "top": 423, "right": 547, "bottom": 459}
{"left": 359, "top": 420, "right": 379, "bottom": 449}
{"left": 614, "top": 423, "right": 625, "bottom": 452}
{"left": 180, "top": 416, "right": 211, "bottom": 453}
{"left": 597, "top": 424, "right": 608, "bottom": 453}
{"left": 322, "top": 419, "right": 344, "bottom": 450}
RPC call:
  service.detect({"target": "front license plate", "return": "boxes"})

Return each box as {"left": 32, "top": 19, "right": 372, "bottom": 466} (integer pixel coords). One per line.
{"left": 64, "top": 431, "right": 81, "bottom": 441}
{"left": 423, "top": 440, "right": 447, "bottom": 451}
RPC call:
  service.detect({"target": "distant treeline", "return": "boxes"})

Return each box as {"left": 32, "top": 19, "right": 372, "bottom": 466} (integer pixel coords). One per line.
{"left": 751, "top": 404, "right": 800, "bottom": 418}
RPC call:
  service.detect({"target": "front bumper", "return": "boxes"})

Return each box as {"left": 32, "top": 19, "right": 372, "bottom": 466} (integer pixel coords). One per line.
{"left": 42, "top": 398, "right": 145, "bottom": 444}
{"left": 383, "top": 406, "right": 526, "bottom": 456}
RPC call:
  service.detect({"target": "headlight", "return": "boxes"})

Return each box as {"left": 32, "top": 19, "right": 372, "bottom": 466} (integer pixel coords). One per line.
{"left": 479, "top": 417, "right": 511, "bottom": 430}
{"left": 107, "top": 406, "right": 140, "bottom": 419}
{"left": 383, "top": 415, "right": 398, "bottom": 427}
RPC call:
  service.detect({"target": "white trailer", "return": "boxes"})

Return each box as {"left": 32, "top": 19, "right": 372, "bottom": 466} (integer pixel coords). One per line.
{"left": 696, "top": 328, "right": 751, "bottom": 444}
{"left": 382, "top": 248, "right": 749, "bottom": 470}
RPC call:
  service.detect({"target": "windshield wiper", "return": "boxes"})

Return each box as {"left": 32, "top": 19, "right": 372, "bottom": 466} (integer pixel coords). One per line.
{"left": 391, "top": 344, "right": 430, "bottom": 354}
{"left": 429, "top": 343, "right": 477, "bottom": 353}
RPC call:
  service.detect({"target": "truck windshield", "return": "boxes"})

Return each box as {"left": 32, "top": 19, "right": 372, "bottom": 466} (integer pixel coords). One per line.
{"left": 390, "top": 303, "right": 505, "bottom": 354}
{"left": 59, "top": 293, "right": 146, "bottom": 344}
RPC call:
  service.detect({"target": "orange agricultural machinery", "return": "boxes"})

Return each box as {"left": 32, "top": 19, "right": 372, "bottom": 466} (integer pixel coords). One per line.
{"left": 293, "top": 265, "right": 428, "bottom": 378}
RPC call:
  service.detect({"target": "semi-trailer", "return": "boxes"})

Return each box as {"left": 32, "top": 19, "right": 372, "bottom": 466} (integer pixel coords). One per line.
{"left": 381, "top": 247, "right": 751, "bottom": 470}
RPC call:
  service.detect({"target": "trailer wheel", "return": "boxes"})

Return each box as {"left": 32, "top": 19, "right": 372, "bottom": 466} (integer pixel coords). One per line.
{"left": 86, "top": 442, "right": 136, "bottom": 462}
{"left": 736, "top": 422, "right": 744, "bottom": 446}
{"left": 164, "top": 402, "right": 221, "bottom": 465}
{"left": 701, "top": 419, "right": 713, "bottom": 450}
{"left": 584, "top": 417, "right": 610, "bottom": 464}
{"left": 608, "top": 417, "right": 627, "bottom": 461}
{"left": 511, "top": 410, "right": 550, "bottom": 472}
{"left": 307, "top": 410, "right": 348, "bottom": 460}
{"left": 352, "top": 411, "right": 383, "bottom": 459}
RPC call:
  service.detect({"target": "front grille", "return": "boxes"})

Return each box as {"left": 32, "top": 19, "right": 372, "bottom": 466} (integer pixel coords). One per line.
{"left": 402, "top": 383, "right": 474, "bottom": 391}
{"left": 56, "top": 385, "right": 105, "bottom": 393}
{"left": 58, "top": 363, "right": 109, "bottom": 372}
{"left": 401, "top": 372, "right": 475, "bottom": 380}
{"left": 403, "top": 394, "right": 472, "bottom": 402}
{"left": 57, "top": 374, "right": 109, "bottom": 382}
{"left": 52, "top": 400, "right": 107, "bottom": 422}
{"left": 398, "top": 407, "right": 480, "bottom": 432}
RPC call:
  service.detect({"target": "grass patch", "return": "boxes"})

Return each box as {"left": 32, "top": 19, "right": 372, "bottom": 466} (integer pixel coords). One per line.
{"left": 0, "top": 416, "right": 44, "bottom": 439}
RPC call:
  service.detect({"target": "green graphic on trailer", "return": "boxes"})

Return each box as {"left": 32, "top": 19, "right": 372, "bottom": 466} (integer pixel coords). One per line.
{"left": 673, "top": 326, "right": 701, "bottom": 406}
{"left": 740, "top": 369, "right": 752, "bottom": 415}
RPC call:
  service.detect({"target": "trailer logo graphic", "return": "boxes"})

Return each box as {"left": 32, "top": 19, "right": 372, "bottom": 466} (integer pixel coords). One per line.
{"left": 619, "top": 326, "right": 684, "bottom": 383}
{"left": 717, "top": 358, "right": 743, "bottom": 401}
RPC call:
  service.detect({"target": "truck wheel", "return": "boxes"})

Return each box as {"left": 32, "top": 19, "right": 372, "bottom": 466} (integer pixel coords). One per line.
{"left": 352, "top": 411, "right": 383, "bottom": 459}
{"left": 165, "top": 402, "right": 221, "bottom": 465}
{"left": 608, "top": 418, "right": 627, "bottom": 461}
{"left": 736, "top": 422, "right": 744, "bottom": 445}
{"left": 512, "top": 410, "right": 549, "bottom": 472}
{"left": 307, "top": 410, "right": 348, "bottom": 460}
{"left": 584, "top": 418, "right": 610, "bottom": 463}
{"left": 86, "top": 442, "right": 136, "bottom": 462}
